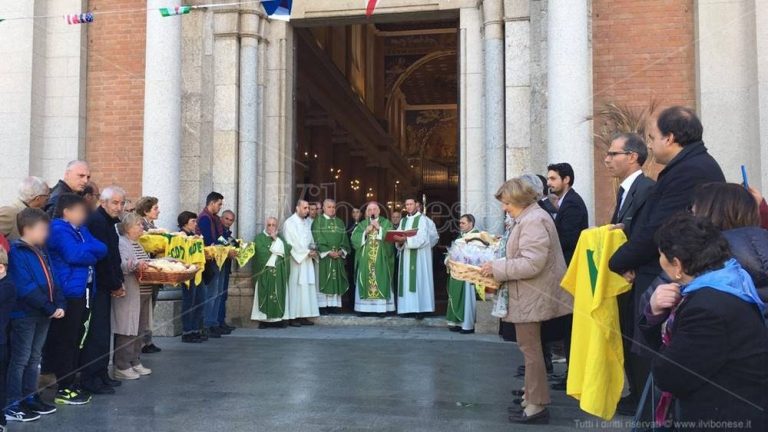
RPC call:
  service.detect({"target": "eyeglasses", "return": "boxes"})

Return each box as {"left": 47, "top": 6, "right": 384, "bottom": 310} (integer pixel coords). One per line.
{"left": 605, "top": 151, "right": 633, "bottom": 158}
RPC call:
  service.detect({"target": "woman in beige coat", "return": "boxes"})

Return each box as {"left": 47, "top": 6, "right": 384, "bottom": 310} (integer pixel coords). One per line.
{"left": 112, "top": 212, "right": 153, "bottom": 380}
{"left": 481, "top": 178, "right": 573, "bottom": 425}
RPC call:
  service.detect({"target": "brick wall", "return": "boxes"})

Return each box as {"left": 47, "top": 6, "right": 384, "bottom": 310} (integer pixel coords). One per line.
{"left": 592, "top": 0, "right": 696, "bottom": 224}
{"left": 85, "top": 1, "right": 146, "bottom": 201}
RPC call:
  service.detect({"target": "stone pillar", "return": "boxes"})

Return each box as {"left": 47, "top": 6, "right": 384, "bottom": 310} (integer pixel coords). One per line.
{"left": 758, "top": 1, "right": 768, "bottom": 193}
{"left": 238, "top": 8, "right": 262, "bottom": 242}
{"left": 142, "top": 0, "right": 182, "bottom": 230}
{"left": 547, "top": 0, "right": 593, "bottom": 222}
{"left": 504, "top": 0, "right": 532, "bottom": 178}
{"left": 696, "top": 0, "right": 762, "bottom": 188}
{"left": 483, "top": 0, "right": 505, "bottom": 234}
{"left": 459, "top": 6, "right": 486, "bottom": 224}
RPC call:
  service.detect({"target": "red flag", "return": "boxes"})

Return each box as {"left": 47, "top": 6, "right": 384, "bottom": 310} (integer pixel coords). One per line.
{"left": 366, "top": 0, "right": 378, "bottom": 17}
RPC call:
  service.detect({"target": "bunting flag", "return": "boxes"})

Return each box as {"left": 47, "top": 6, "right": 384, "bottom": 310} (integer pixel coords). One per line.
{"left": 159, "top": 6, "right": 191, "bottom": 17}
{"left": 260, "top": 0, "right": 292, "bottom": 21}
{"left": 366, "top": 0, "right": 379, "bottom": 17}
{"left": 65, "top": 12, "right": 94, "bottom": 25}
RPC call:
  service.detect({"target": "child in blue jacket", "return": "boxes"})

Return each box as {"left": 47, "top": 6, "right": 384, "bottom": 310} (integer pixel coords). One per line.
{"left": 42, "top": 194, "right": 107, "bottom": 406}
{"left": 0, "top": 247, "right": 16, "bottom": 431}
{"left": 6, "top": 208, "right": 65, "bottom": 423}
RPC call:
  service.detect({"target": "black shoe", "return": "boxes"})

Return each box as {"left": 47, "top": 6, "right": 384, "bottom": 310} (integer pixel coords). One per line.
{"left": 516, "top": 365, "right": 526, "bottom": 377}
{"left": 448, "top": 326, "right": 461, "bottom": 332}
{"left": 511, "top": 389, "right": 525, "bottom": 397}
{"left": 22, "top": 396, "right": 57, "bottom": 415}
{"left": 198, "top": 330, "right": 208, "bottom": 341}
{"left": 182, "top": 333, "right": 202, "bottom": 343}
{"left": 5, "top": 404, "right": 40, "bottom": 422}
{"left": 216, "top": 325, "right": 233, "bottom": 335}
{"left": 459, "top": 329, "right": 475, "bottom": 334}
{"left": 550, "top": 377, "right": 567, "bottom": 391}
{"left": 278, "top": 321, "right": 288, "bottom": 328}
{"left": 141, "top": 344, "right": 162, "bottom": 354}
{"left": 100, "top": 374, "right": 122, "bottom": 387}
{"left": 508, "top": 408, "right": 549, "bottom": 424}
{"left": 289, "top": 320, "right": 301, "bottom": 327}
{"left": 414, "top": 313, "right": 425, "bottom": 320}
{"left": 207, "top": 327, "right": 222, "bottom": 338}
{"left": 258, "top": 322, "right": 269, "bottom": 329}
{"left": 616, "top": 395, "right": 638, "bottom": 416}
{"left": 320, "top": 308, "right": 330, "bottom": 315}
{"left": 222, "top": 324, "right": 236, "bottom": 331}
{"left": 544, "top": 351, "right": 554, "bottom": 374}
{"left": 81, "top": 379, "right": 115, "bottom": 395}
{"left": 512, "top": 398, "right": 525, "bottom": 405}
{"left": 298, "top": 318, "right": 314, "bottom": 326}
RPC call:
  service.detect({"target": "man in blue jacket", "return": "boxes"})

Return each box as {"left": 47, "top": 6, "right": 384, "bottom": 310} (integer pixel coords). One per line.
{"left": 197, "top": 192, "right": 229, "bottom": 338}
{"left": 42, "top": 194, "right": 107, "bottom": 406}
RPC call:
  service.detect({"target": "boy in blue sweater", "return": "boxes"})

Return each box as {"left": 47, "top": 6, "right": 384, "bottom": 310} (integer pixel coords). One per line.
{"left": 42, "top": 194, "right": 106, "bottom": 406}
{"left": 5, "top": 208, "right": 65, "bottom": 423}
{"left": 0, "top": 247, "right": 16, "bottom": 432}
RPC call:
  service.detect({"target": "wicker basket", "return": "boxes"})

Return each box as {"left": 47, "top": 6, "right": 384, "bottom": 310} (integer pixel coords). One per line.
{"left": 137, "top": 267, "right": 197, "bottom": 285}
{"left": 447, "top": 260, "right": 500, "bottom": 290}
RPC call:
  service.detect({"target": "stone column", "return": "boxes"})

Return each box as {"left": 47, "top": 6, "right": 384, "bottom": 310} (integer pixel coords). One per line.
{"left": 547, "top": 0, "right": 594, "bottom": 221}
{"left": 483, "top": 0, "right": 505, "bottom": 234}
{"left": 758, "top": 1, "right": 768, "bottom": 193}
{"left": 459, "top": 6, "right": 485, "bottom": 224}
{"left": 504, "top": 0, "right": 532, "bottom": 178}
{"left": 238, "top": 8, "right": 262, "bottom": 242}
{"left": 142, "top": 0, "right": 182, "bottom": 230}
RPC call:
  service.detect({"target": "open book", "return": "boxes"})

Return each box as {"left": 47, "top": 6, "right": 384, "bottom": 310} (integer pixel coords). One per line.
{"left": 384, "top": 229, "right": 418, "bottom": 243}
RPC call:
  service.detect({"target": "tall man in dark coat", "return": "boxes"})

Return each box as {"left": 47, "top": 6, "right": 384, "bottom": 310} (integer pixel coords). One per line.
{"left": 80, "top": 186, "right": 126, "bottom": 395}
{"left": 604, "top": 132, "right": 655, "bottom": 414}
{"left": 609, "top": 106, "right": 725, "bottom": 415}
{"left": 45, "top": 160, "right": 91, "bottom": 217}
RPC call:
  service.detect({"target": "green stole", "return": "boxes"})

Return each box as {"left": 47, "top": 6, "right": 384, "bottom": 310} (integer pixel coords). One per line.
{"left": 446, "top": 228, "right": 479, "bottom": 323}
{"left": 398, "top": 213, "right": 421, "bottom": 296}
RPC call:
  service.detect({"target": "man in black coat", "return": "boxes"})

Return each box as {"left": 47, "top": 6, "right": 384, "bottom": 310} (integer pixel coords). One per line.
{"left": 604, "top": 132, "right": 656, "bottom": 413}
{"left": 547, "top": 163, "right": 589, "bottom": 266}
{"left": 45, "top": 160, "right": 91, "bottom": 217}
{"left": 80, "top": 186, "right": 126, "bottom": 395}
{"left": 609, "top": 106, "right": 725, "bottom": 414}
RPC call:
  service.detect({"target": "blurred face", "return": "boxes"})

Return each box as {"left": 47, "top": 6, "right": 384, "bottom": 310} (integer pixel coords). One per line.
{"left": 323, "top": 201, "right": 336, "bottom": 217}
{"left": 604, "top": 137, "right": 636, "bottom": 180}
{"left": 147, "top": 204, "right": 160, "bottom": 221}
{"left": 648, "top": 120, "right": 673, "bottom": 165}
{"left": 101, "top": 193, "right": 126, "bottom": 218}
{"left": 265, "top": 218, "right": 278, "bottom": 235}
{"left": 405, "top": 199, "right": 417, "bottom": 215}
{"left": 459, "top": 217, "right": 474, "bottom": 233}
{"left": 366, "top": 204, "right": 380, "bottom": 219}
{"left": 63, "top": 203, "right": 88, "bottom": 227}
{"left": 208, "top": 199, "right": 223, "bottom": 215}
{"left": 182, "top": 218, "right": 197, "bottom": 233}
{"left": 352, "top": 208, "right": 362, "bottom": 222}
{"left": 296, "top": 201, "right": 309, "bottom": 218}
{"left": 23, "top": 221, "right": 49, "bottom": 246}
{"left": 65, "top": 164, "right": 91, "bottom": 192}
{"left": 546, "top": 170, "right": 568, "bottom": 197}
{"left": 126, "top": 221, "right": 143, "bottom": 241}
{"left": 221, "top": 212, "right": 236, "bottom": 228}
{"left": 124, "top": 200, "right": 135, "bottom": 213}
{"left": 391, "top": 212, "right": 401, "bottom": 225}
{"left": 309, "top": 204, "right": 318, "bottom": 219}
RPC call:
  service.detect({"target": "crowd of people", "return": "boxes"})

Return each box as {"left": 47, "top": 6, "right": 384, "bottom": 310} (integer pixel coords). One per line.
{"left": 0, "top": 105, "right": 767, "bottom": 430}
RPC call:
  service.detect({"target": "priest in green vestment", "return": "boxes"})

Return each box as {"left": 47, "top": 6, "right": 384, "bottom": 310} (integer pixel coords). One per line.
{"left": 351, "top": 201, "right": 396, "bottom": 314}
{"left": 445, "top": 214, "right": 479, "bottom": 334}
{"left": 250, "top": 217, "right": 292, "bottom": 328}
{"left": 312, "top": 199, "right": 351, "bottom": 312}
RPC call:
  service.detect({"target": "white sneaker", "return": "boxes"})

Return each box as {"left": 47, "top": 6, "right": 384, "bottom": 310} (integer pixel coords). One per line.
{"left": 132, "top": 364, "right": 152, "bottom": 376}
{"left": 113, "top": 367, "right": 140, "bottom": 380}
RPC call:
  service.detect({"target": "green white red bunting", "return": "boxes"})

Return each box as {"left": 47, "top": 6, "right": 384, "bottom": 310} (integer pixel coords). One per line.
{"left": 159, "top": 6, "right": 192, "bottom": 17}
{"left": 366, "top": 0, "right": 379, "bottom": 17}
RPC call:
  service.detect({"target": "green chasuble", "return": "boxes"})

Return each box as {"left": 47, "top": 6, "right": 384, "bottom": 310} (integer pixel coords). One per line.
{"left": 351, "top": 217, "right": 395, "bottom": 300}
{"left": 253, "top": 232, "right": 291, "bottom": 319}
{"left": 446, "top": 228, "right": 479, "bottom": 323}
{"left": 312, "top": 215, "right": 351, "bottom": 296}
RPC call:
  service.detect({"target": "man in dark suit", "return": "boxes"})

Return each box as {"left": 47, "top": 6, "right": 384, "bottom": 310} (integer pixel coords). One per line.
{"left": 547, "top": 163, "right": 589, "bottom": 266}
{"left": 609, "top": 106, "right": 725, "bottom": 415}
{"left": 546, "top": 163, "right": 589, "bottom": 391}
{"left": 604, "top": 132, "right": 655, "bottom": 414}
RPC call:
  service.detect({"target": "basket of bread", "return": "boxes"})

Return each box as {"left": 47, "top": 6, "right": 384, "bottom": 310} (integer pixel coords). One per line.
{"left": 446, "top": 231, "right": 501, "bottom": 290}
{"left": 137, "top": 258, "right": 199, "bottom": 285}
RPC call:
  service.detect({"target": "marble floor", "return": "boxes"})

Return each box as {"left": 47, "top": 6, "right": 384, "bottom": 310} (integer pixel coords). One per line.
{"left": 16, "top": 326, "right": 630, "bottom": 432}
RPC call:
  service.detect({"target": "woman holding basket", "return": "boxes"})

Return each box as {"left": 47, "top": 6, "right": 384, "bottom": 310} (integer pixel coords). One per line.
{"left": 480, "top": 177, "right": 573, "bottom": 425}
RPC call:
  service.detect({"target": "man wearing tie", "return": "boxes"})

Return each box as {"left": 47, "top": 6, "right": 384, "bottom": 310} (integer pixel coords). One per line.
{"left": 603, "top": 132, "right": 655, "bottom": 415}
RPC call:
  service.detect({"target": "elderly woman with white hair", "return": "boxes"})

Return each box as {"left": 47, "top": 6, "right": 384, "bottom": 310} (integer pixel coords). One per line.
{"left": 112, "top": 212, "right": 153, "bottom": 380}
{"left": 0, "top": 176, "right": 50, "bottom": 241}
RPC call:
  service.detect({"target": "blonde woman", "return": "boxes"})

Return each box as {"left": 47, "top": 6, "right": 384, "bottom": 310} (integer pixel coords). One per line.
{"left": 480, "top": 178, "right": 573, "bottom": 425}
{"left": 113, "top": 213, "right": 153, "bottom": 380}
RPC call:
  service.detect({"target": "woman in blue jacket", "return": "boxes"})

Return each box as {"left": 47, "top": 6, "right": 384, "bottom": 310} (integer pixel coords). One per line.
{"left": 42, "top": 194, "right": 106, "bottom": 406}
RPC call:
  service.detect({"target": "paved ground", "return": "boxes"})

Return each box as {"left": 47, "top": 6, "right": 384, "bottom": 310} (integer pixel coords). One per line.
{"left": 17, "top": 326, "right": 630, "bottom": 432}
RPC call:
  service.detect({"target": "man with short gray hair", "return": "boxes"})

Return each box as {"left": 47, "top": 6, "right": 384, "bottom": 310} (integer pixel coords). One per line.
{"left": 0, "top": 176, "right": 50, "bottom": 240}
{"left": 46, "top": 160, "right": 91, "bottom": 216}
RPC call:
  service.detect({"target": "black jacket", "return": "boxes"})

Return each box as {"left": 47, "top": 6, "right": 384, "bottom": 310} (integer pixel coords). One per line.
{"left": 609, "top": 142, "right": 725, "bottom": 281}
{"left": 638, "top": 288, "right": 768, "bottom": 430}
{"left": 0, "top": 275, "right": 15, "bottom": 345}
{"left": 554, "top": 189, "right": 589, "bottom": 265}
{"left": 612, "top": 173, "right": 655, "bottom": 235}
{"left": 86, "top": 206, "right": 123, "bottom": 293}
{"left": 45, "top": 180, "right": 77, "bottom": 217}
{"left": 723, "top": 227, "right": 768, "bottom": 303}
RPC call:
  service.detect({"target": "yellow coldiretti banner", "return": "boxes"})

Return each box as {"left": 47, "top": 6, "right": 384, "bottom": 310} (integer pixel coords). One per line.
{"left": 138, "top": 234, "right": 170, "bottom": 256}
{"left": 205, "top": 245, "right": 235, "bottom": 269}
{"left": 166, "top": 235, "right": 206, "bottom": 285}
{"left": 236, "top": 241, "right": 255, "bottom": 267}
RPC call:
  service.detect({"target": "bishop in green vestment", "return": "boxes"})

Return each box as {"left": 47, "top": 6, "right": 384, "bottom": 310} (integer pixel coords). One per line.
{"left": 312, "top": 199, "right": 351, "bottom": 310}
{"left": 351, "top": 202, "right": 396, "bottom": 313}
{"left": 250, "top": 217, "right": 292, "bottom": 326}
{"left": 446, "top": 214, "right": 478, "bottom": 333}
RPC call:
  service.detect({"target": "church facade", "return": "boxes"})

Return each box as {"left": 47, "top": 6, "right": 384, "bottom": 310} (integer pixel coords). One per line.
{"left": 2, "top": 0, "right": 767, "bottom": 323}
